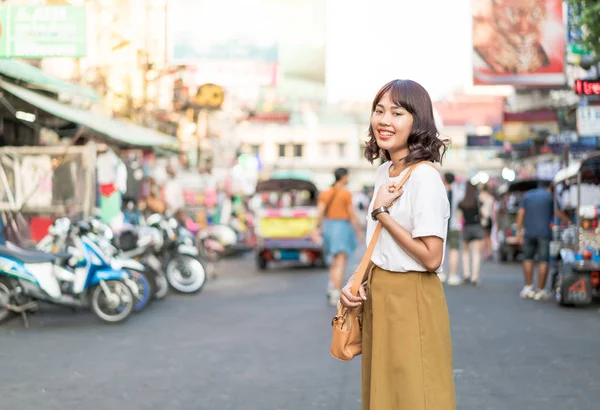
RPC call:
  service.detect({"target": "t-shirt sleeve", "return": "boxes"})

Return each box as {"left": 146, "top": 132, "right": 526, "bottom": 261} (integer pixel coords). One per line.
{"left": 519, "top": 192, "right": 528, "bottom": 211}
{"left": 410, "top": 167, "right": 449, "bottom": 239}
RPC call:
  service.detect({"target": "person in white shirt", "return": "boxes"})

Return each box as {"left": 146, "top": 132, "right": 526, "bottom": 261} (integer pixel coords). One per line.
{"left": 163, "top": 164, "right": 185, "bottom": 215}
{"left": 339, "top": 79, "right": 455, "bottom": 410}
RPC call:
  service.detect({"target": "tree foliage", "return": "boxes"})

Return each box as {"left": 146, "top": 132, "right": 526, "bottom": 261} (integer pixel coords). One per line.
{"left": 568, "top": 0, "right": 600, "bottom": 59}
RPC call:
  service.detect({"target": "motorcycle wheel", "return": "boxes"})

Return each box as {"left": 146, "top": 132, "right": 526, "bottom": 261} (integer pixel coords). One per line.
{"left": 128, "top": 271, "right": 153, "bottom": 312}
{"left": 0, "top": 277, "right": 13, "bottom": 323}
{"left": 90, "top": 280, "right": 134, "bottom": 323}
{"left": 166, "top": 255, "right": 206, "bottom": 294}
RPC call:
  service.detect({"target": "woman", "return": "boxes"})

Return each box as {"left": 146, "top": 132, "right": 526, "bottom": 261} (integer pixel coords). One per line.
{"left": 340, "top": 80, "right": 455, "bottom": 409}
{"left": 479, "top": 184, "right": 495, "bottom": 260}
{"left": 458, "top": 182, "right": 484, "bottom": 285}
{"left": 315, "top": 168, "right": 364, "bottom": 306}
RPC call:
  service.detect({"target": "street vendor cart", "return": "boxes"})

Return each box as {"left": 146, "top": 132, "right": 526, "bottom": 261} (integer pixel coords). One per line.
{"left": 551, "top": 151, "right": 600, "bottom": 307}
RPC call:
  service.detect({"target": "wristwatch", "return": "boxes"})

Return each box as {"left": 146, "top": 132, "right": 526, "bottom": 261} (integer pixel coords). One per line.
{"left": 371, "top": 206, "right": 389, "bottom": 221}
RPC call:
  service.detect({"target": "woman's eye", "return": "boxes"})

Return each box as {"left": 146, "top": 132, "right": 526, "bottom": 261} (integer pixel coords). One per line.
{"left": 375, "top": 110, "right": 383, "bottom": 114}
{"left": 393, "top": 112, "right": 402, "bottom": 116}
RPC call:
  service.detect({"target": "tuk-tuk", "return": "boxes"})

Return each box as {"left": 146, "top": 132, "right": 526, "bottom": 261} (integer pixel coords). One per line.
{"left": 252, "top": 178, "right": 323, "bottom": 270}
{"left": 551, "top": 151, "right": 600, "bottom": 307}
{"left": 496, "top": 179, "right": 552, "bottom": 262}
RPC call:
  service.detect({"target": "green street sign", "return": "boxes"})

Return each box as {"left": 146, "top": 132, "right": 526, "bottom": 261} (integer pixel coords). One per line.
{"left": 569, "top": 43, "right": 590, "bottom": 56}
{"left": 0, "top": 6, "right": 87, "bottom": 58}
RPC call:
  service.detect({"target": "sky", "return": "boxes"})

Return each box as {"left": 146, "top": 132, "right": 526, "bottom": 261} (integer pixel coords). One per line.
{"left": 325, "top": 0, "right": 474, "bottom": 102}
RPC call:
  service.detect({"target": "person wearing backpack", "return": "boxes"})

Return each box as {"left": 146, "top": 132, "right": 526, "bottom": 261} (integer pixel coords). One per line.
{"left": 458, "top": 182, "right": 484, "bottom": 286}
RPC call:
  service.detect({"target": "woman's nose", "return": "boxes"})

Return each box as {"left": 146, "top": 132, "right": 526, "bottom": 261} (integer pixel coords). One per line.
{"left": 379, "top": 112, "right": 392, "bottom": 125}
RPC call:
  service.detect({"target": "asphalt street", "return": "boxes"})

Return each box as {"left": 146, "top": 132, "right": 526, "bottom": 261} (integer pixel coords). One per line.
{"left": 1, "top": 252, "right": 599, "bottom": 410}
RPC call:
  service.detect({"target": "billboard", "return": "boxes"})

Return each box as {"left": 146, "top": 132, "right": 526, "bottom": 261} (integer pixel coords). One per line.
{"left": 0, "top": 6, "right": 87, "bottom": 58}
{"left": 472, "top": 0, "right": 565, "bottom": 87}
{"left": 168, "top": 0, "right": 278, "bottom": 65}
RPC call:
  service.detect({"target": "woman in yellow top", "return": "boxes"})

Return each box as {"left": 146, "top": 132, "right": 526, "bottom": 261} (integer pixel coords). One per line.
{"left": 340, "top": 80, "right": 456, "bottom": 409}
{"left": 316, "top": 168, "right": 364, "bottom": 306}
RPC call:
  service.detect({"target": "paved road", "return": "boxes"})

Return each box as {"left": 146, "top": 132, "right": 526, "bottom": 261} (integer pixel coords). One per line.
{"left": 1, "top": 254, "right": 599, "bottom": 410}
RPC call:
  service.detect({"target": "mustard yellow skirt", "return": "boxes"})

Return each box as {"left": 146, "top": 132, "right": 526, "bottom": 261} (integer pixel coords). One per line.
{"left": 362, "top": 266, "right": 456, "bottom": 410}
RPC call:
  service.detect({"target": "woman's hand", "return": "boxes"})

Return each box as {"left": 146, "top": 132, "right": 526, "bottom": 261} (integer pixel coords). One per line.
{"left": 310, "top": 228, "right": 322, "bottom": 244}
{"left": 339, "top": 277, "right": 367, "bottom": 308}
{"left": 355, "top": 227, "right": 365, "bottom": 244}
{"left": 373, "top": 182, "right": 404, "bottom": 210}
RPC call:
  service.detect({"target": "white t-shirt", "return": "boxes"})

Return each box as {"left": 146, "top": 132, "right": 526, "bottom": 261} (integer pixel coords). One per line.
{"left": 366, "top": 161, "right": 450, "bottom": 273}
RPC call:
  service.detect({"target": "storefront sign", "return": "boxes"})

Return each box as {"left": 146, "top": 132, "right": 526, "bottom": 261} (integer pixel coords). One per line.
{"left": 574, "top": 79, "right": 600, "bottom": 95}
{"left": 500, "top": 111, "right": 559, "bottom": 143}
{"left": 577, "top": 106, "right": 600, "bottom": 137}
{"left": 0, "top": 6, "right": 87, "bottom": 58}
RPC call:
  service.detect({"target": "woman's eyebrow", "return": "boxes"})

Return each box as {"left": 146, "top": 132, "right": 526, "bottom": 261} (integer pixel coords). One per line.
{"left": 376, "top": 103, "right": 404, "bottom": 109}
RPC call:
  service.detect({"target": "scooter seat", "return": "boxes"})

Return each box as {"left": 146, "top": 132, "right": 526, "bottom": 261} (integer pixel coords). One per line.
{"left": 0, "top": 245, "right": 56, "bottom": 264}
{"left": 52, "top": 251, "right": 72, "bottom": 261}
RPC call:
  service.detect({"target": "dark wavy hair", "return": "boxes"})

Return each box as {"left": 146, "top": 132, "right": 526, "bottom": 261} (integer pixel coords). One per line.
{"left": 459, "top": 182, "right": 478, "bottom": 210}
{"left": 364, "top": 79, "right": 450, "bottom": 165}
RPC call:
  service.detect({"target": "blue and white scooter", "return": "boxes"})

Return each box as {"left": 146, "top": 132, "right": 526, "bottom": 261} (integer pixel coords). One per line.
{"left": 38, "top": 218, "right": 154, "bottom": 312}
{"left": 0, "top": 221, "right": 137, "bottom": 326}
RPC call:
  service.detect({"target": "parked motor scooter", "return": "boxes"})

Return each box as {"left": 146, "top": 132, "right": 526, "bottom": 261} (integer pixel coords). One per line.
{"left": 145, "top": 213, "right": 207, "bottom": 294}
{"left": 0, "top": 219, "right": 137, "bottom": 326}
{"left": 86, "top": 218, "right": 169, "bottom": 300}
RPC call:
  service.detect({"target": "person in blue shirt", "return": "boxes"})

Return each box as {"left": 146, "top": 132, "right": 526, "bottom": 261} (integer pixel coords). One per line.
{"left": 516, "top": 184, "right": 569, "bottom": 300}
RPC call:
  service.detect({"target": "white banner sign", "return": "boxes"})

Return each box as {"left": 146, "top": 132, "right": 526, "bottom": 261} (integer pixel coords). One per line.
{"left": 577, "top": 106, "right": 600, "bottom": 137}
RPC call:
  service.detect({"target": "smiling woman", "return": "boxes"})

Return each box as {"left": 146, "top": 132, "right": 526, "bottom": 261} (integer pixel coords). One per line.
{"left": 364, "top": 79, "right": 449, "bottom": 165}
{"left": 339, "top": 80, "right": 455, "bottom": 409}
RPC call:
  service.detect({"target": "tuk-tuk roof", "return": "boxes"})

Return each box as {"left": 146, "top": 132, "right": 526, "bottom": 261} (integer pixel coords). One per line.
{"left": 497, "top": 179, "right": 552, "bottom": 196}
{"left": 255, "top": 178, "right": 318, "bottom": 193}
{"left": 553, "top": 151, "right": 600, "bottom": 184}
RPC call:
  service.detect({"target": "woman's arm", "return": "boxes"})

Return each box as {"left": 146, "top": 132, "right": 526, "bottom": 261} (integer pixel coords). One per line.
{"left": 375, "top": 212, "right": 444, "bottom": 272}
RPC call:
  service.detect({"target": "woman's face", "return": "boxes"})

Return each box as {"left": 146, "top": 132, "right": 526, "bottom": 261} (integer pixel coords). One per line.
{"left": 370, "top": 91, "right": 414, "bottom": 154}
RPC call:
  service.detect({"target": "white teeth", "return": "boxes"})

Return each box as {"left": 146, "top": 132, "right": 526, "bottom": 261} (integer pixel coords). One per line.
{"left": 380, "top": 131, "right": 394, "bottom": 136}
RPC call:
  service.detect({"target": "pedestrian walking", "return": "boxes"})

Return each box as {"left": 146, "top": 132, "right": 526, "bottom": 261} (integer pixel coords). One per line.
{"left": 315, "top": 168, "right": 364, "bottom": 306}
{"left": 479, "top": 184, "right": 495, "bottom": 260}
{"left": 458, "top": 182, "right": 483, "bottom": 285}
{"left": 442, "top": 172, "right": 463, "bottom": 286}
{"left": 340, "top": 79, "right": 455, "bottom": 410}
{"left": 516, "top": 184, "right": 570, "bottom": 300}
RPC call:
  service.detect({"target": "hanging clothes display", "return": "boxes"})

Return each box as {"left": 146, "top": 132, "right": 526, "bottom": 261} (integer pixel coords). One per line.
{"left": 123, "top": 156, "right": 144, "bottom": 203}
{"left": 97, "top": 150, "right": 127, "bottom": 226}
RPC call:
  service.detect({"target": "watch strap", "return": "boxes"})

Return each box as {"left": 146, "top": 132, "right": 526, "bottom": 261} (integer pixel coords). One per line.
{"left": 371, "top": 206, "right": 388, "bottom": 220}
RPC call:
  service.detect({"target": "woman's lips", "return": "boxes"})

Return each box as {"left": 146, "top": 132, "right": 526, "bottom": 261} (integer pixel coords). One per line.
{"left": 377, "top": 129, "right": 394, "bottom": 140}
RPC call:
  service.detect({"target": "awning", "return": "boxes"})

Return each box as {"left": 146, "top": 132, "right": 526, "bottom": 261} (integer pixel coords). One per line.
{"left": 0, "top": 59, "right": 100, "bottom": 103}
{"left": 0, "top": 79, "right": 178, "bottom": 149}
{"left": 553, "top": 151, "right": 600, "bottom": 184}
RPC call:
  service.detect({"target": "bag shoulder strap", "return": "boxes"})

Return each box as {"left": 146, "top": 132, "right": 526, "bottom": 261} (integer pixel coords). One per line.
{"left": 323, "top": 188, "right": 340, "bottom": 219}
{"left": 350, "top": 161, "right": 437, "bottom": 295}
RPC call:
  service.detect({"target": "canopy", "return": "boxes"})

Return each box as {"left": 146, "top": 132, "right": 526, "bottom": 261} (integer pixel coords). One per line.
{"left": 0, "top": 79, "right": 178, "bottom": 149}
{"left": 496, "top": 179, "right": 551, "bottom": 196}
{"left": 0, "top": 59, "right": 100, "bottom": 103}
{"left": 553, "top": 151, "right": 600, "bottom": 184}
{"left": 255, "top": 178, "right": 318, "bottom": 194}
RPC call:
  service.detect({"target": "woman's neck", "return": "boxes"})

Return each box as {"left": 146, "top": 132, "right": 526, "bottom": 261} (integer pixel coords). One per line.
{"left": 389, "top": 148, "right": 410, "bottom": 177}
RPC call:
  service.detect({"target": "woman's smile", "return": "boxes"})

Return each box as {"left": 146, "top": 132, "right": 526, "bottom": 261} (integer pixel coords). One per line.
{"left": 377, "top": 129, "right": 395, "bottom": 139}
